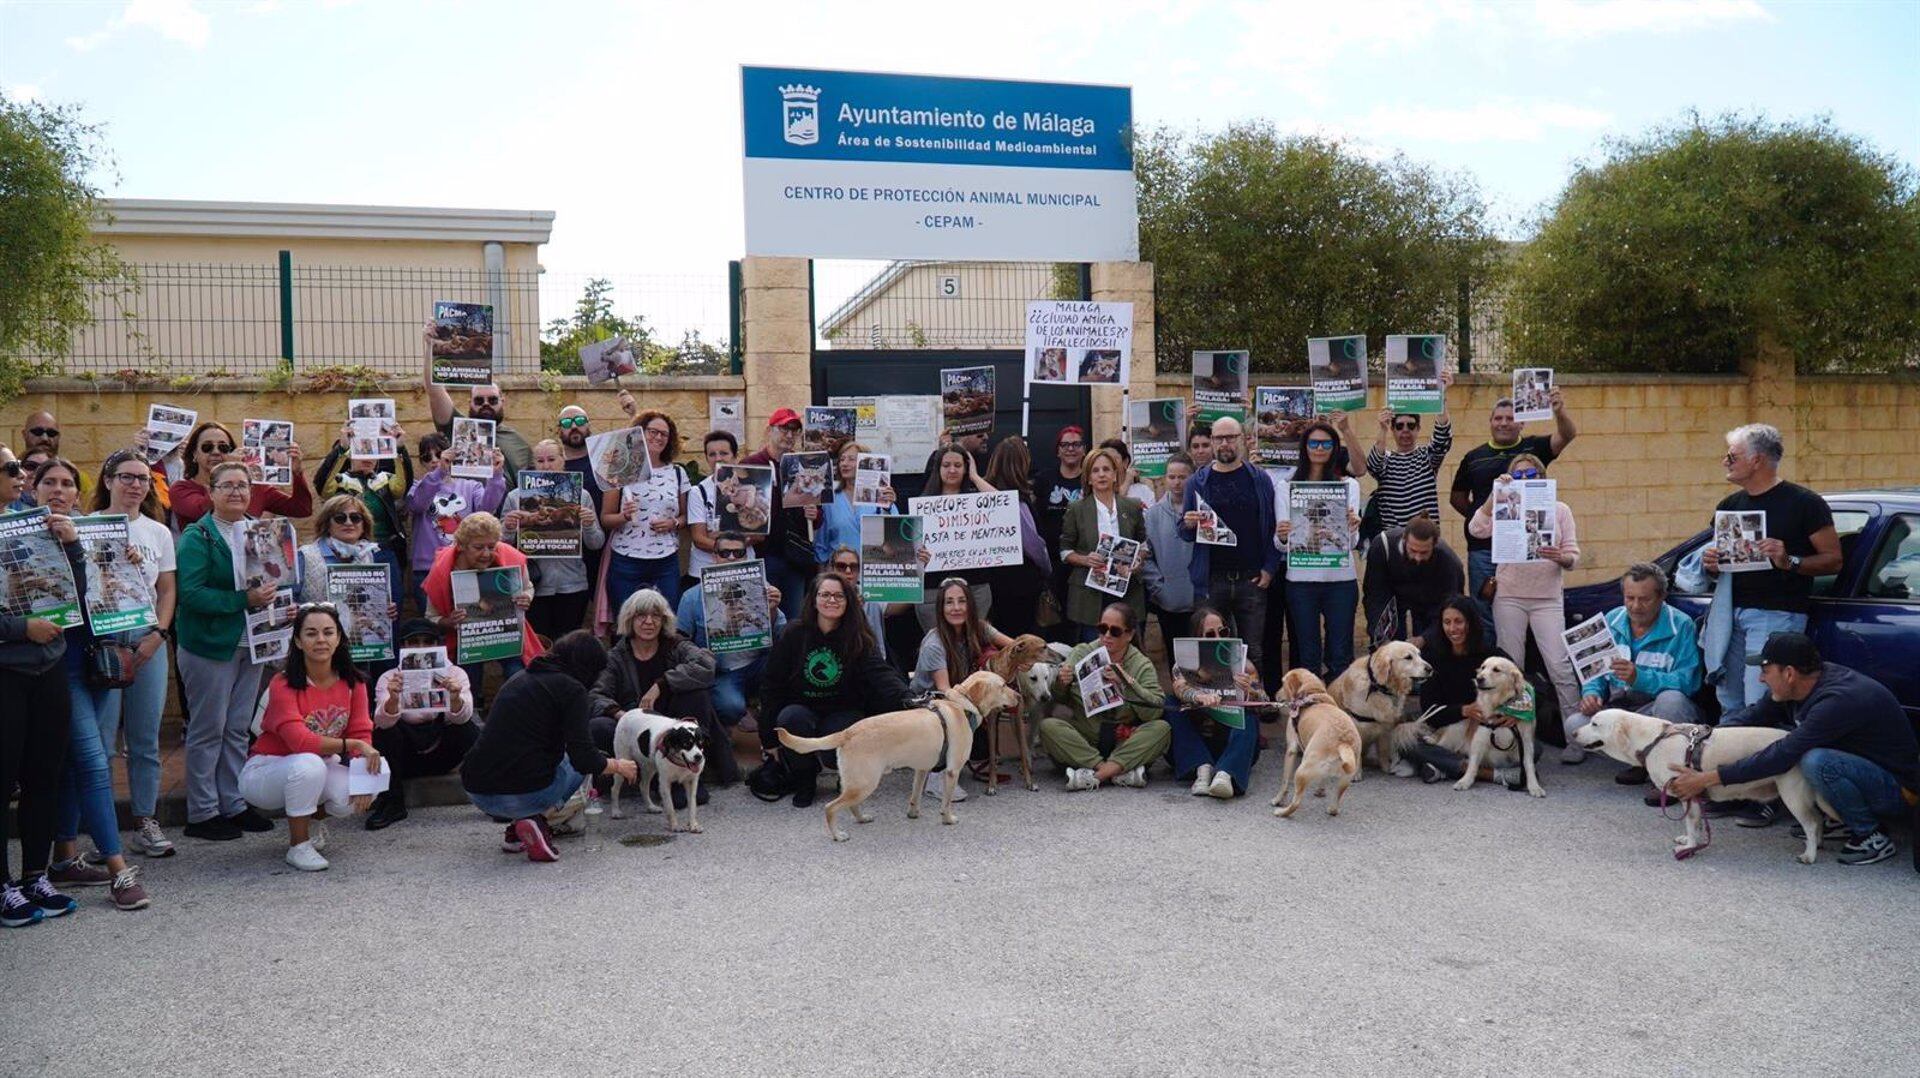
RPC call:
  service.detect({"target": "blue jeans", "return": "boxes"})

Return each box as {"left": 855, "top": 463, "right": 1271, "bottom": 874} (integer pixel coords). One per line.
{"left": 712, "top": 654, "right": 766, "bottom": 726}
{"left": 1715, "top": 608, "right": 1807, "bottom": 713}
{"left": 99, "top": 636, "right": 169, "bottom": 819}
{"left": 606, "top": 551, "right": 682, "bottom": 620}
{"left": 1286, "top": 578, "right": 1359, "bottom": 679}
{"left": 1606, "top": 688, "right": 1702, "bottom": 726}
{"left": 59, "top": 649, "right": 124, "bottom": 858}
{"left": 467, "top": 758, "right": 584, "bottom": 821}
{"left": 1801, "top": 748, "right": 1909, "bottom": 839}
{"left": 1166, "top": 697, "right": 1259, "bottom": 795}
{"left": 1467, "top": 548, "right": 1497, "bottom": 646}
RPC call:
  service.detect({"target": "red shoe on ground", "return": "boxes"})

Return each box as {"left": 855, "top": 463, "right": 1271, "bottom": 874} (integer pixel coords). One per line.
{"left": 513, "top": 817, "right": 558, "bottom": 862}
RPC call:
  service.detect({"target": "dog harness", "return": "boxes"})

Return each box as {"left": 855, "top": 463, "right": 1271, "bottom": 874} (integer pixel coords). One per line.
{"left": 921, "top": 690, "right": 985, "bottom": 774}
{"left": 1636, "top": 722, "right": 1717, "bottom": 861}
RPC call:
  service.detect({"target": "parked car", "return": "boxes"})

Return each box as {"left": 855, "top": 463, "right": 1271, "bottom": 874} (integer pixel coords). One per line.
{"left": 1564, "top": 487, "right": 1920, "bottom": 729}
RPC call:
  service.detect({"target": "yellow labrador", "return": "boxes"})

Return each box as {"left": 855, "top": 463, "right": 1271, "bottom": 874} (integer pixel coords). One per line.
{"left": 1326, "top": 640, "right": 1433, "bottom": 778}
{"left": 1448, "top": 656, "right": 1545, "bottom": 798}
{"left": 1272, "top": 670, "right": 1363, "bottom": 818}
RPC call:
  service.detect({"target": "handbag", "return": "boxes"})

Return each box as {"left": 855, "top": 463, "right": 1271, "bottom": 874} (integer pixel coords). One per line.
{"left": 1035, "top": 587, "right": 1063, "bottom": 629}
{"left": 85, "top": 640, "right": 141, "bottom": 690}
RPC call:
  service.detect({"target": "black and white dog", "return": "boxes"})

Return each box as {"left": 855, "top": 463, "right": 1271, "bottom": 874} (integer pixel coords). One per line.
{"left": 610, "top": 710, "right": 709, "bottom": 833}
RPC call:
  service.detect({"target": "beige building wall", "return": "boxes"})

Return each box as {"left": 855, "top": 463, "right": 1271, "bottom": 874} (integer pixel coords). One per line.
{"left": 819, "top": 261, "right": 1062, "bottom": 349}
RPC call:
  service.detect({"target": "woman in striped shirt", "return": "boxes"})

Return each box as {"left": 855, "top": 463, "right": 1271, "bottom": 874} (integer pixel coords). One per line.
{"left": 1364, "top": 369, "right": 1455, "bottom": 534}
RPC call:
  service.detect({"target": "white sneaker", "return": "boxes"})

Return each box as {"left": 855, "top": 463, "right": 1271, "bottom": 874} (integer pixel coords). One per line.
{"left": 285, "top": 842, "right": 329, "bottom": 872}
{"left": 1207, "top": 770, "right": 1236, "bottom": 799}
{"left": 1065, "top": 768, "right": 1098, "bottom": 792}
{"left": 1189, "top": 764, "right": 1215, "bottom": 796}
{"left": 944, "top": 776, "right": 968, "bottom": 803}
{"left": 1560, "top": 744, "right": 1586, "bottom": 765}
{"left": 1493, "top": 766, "right": 1525, "bottom": 788}
{"left": 308, "top": 820, "right": 328, "bottom": 852}
{"left": 1113, "top": 766, "right": 1147, "bottom": 788}
{"left": 128, "top": 818, "right": 176, "bottom": 858}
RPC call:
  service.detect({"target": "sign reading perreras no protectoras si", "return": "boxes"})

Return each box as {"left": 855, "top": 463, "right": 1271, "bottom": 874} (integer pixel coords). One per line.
{"left": 742, "top": 66, "right": 1137, "bottom": 262}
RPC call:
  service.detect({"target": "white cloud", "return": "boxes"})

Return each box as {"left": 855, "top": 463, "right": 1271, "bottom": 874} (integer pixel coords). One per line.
{"left": 1356, "top": 100, "right": 1616, "bottom": 143}
{"left": 1531, "top": 0, "right": 1773, "bottom": 38}
{"left": 8, "top": 83, "right": 45, "bottom": 103}
{"left": 1225, "top": 1, "right": 1495, "bottom": 103}
{"left": 67, "top": 0, "right": 211, "bottom": 52}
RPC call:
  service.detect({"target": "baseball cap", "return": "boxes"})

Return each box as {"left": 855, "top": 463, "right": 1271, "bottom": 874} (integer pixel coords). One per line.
{"left": 398, "top": 618, "right": 441, "bottom": 644}
{"left": 769, "top": 407, "right": 803, "bottom": 429}
{"left": 1745, "top": 632, "right": 1820, "bottom": 671}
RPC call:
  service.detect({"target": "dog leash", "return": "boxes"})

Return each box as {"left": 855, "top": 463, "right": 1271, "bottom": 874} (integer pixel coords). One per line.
{"left": 1642, "top": 724, "right": 1716, "bottom": 860}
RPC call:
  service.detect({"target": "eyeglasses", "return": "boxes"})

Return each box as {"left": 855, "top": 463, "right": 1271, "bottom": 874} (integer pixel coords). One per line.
{"left": 1058, "top": 440, "right": 1085, "bottom": 450}
{"left": 26, "top": 427, "right": 59, "bottom": 438}
{"left": 1305, "top": 438, "right": 1335, "bottom": 449}
{"left": 331, "top": 512, "right": 367, "bottom": 525}
{"left": 714, "top": 547, "right": 747, "bottom": 559}
{"left": 1722, "top": 451, "right": 1744, "bottom": 465}
{"left": 472, "top": 396, "right": 501, "bottom": 406}
{"left": 111, "top": 472, "right": 151, "bottom": 486}
{"left": 557, "top": 416, "right": 590, "bottom": 429}
{"left": 816, "top": 591, "right": 848, "bottom": 605}
{"left": 213, "top": 481, "right": 251, "bottom": 493}
{"left": 1098, "top": 624, "right": 1130, "bottom": 638}
{"left": 198, "top": 442, "right": 235, "bottom": 454}
{"left": 633, "top": 612, "right": 664, "bottom": 622}
{"left": 1511, "top": 468, "right": 1541, "bottom": 480}
{"left": 645, "top": 426, "right": 671, "bottom": 437}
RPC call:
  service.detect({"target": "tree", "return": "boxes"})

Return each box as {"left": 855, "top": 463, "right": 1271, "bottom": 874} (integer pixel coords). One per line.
{"left": 1137, "top": 123, "right": 1500, "bottom": 373}
{"left": 641, "top": 328, "right": 730, "bottom": 377}
{"left": 1504, "top": 115, "right": 1920, "bottom": 374}
{"left": 539, "top": 277, "right": 655, "bottom": 374}
{"left": 0, "top": 94, "right": 129, "bottom": 401}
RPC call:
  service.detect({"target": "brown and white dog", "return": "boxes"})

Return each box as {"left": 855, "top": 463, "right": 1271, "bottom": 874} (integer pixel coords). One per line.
{"left": 1326, "top": 640, "right": 1433, "bottom": 778}
{"left": 1271, "top": 669, "right": 1363, "bottom": 818}
{"left": 777, "top": 670, "right": 1023, "bottom": 842}
{"left": 981, "top": 634, "right": 1050, "bottom": 793}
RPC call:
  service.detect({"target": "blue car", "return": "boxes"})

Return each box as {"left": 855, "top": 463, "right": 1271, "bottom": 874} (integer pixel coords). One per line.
{"left": 1563, "top": 487, "right": 1920, "bottom": 727}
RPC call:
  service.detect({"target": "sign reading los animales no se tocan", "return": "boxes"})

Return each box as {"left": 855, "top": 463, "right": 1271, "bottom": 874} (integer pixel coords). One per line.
{"left": 741, "top": 66, "right": 1137, "bottom": 262}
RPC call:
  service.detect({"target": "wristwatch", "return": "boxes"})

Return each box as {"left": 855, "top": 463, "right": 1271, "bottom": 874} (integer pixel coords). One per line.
{"left": 1787, "top": 555, "right": 1803, "bottom": 573}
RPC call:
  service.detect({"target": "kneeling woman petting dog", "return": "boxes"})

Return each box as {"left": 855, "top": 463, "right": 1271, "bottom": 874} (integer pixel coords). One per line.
{"left": 1166, "top": 603, "right": 1266, "bottom": 799}
{"left": 1399, "top": 598, "right": 1531, "bottom": 792}
{"left": 588, "top": 588, "right": 736, "bottom": 798}
{"left": 1039, "top": 603, "right": 1167, "bottom": 791}
{"left": 461, "top": 631, "right": 639, "bottom": 862}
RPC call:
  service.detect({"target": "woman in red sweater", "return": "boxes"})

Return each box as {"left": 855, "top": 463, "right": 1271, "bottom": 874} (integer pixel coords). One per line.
{"left": 170, "top": 420, "right": 313, "bottom": 528}
{"left": 239, "top": 604, "right": 381, "bottom": 872}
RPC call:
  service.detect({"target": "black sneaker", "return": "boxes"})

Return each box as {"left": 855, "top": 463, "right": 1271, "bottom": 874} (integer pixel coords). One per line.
{"left": 228, "top": 807, "right": 275, "bottom": 833}
{"left": 1788, "top": 818, "right": 1846, "bottom": 842}
{"left": 2, "top": 882, "right": 45, "bottom": 928}
{"left": 791, "top": 783, "right": 817, "bottom": 808}
{"left": 365, "top": 792, "right": 407, "bottom": 831}
{"left": 1733, "top": 802, "right": 1779, "bottom": 829}
{"left": 1838, "top": 831, "right": 1897, "bottom": 866}
{"left": 1420, "top": 763, "right": 1445, "bottom": 785}
{"left": 184, "top": 816, "right": 243, "bottom": 841}
{"left": 24, "top": 873, "right": 78, "bottom": 917}
{"left": 1614, "top": 766, "right": 1649, "bottom": 786}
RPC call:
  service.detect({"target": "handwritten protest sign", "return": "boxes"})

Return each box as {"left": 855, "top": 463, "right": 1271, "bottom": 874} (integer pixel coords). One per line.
{"left": 907, "top": 490, "right": 1022, "bottom": 572}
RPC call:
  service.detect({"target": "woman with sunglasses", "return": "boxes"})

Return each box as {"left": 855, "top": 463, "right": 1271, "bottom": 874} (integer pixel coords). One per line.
{"left": 601, "top": 410, "right": 689, "bottom": 618}
{"left": 295, "top": 493, "right": 402, "bottom": 669}
{"left": 1166, "top": 602, "right": 1267, "bottom": 799}
{"left": 0, "top": 447, "right": 28, "bottom": 511}
{"left": 1273, "top": 421, "right": 1365, "bottom": 679}
{"left": 503, "top": 439, "right": 607, "bottom": 642}
{"left": 239, "top": 604, "right": 378, "bottom": 871}
{"left": 1467, "top": 452, "right": 1586, "bottom": 761}
{"left": 1039, "top": 602, "right": 1166, "bottom": 790}
{"left": 809, "top": 440, "right": 896, "bottom": 570}
{"left": 169, "top": 420, "right": 311, "bottom": 528}
{"left": 88, "top": 451, "right": 178, "bottom": 858}
{"left": 405, "top": 431, "right": 507, "bottom": 615}
{"left": 1059, "top": 446, "right": 1148, "bottom": 642}
{"left": 1366, "top": 372, "right": 1455, "bottom": 536}
{"left": 314, "top": 417, "right": 414, "bottom": 607}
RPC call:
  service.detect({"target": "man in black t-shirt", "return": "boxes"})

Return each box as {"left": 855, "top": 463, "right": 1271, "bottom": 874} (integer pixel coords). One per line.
{"left": 1449, "top": 391, "right": 1578, "bottom": 635}
{"left": 1031, "top": 426, "right": 1087, "bottom": 636}
{"left": 1701, "top": 423, "right": 1842, "bottom": 715}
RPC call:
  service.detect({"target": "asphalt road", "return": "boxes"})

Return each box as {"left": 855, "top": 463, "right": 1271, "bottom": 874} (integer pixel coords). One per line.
{"left": 8, "top": 753, "right": 1917, "bottom": 1078}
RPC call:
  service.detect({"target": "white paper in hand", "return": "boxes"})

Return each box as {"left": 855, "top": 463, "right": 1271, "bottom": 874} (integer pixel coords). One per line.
{"left": 347, "top": 756, "right": 391, "bottom": 796}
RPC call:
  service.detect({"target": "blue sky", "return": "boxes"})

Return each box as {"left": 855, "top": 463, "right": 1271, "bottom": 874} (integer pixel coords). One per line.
{"left": 3, "top": 0, "right": 1915, "bottom": 285}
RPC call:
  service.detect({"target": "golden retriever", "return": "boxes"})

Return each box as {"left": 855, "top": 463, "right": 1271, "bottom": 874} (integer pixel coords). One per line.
{"left": 1271, "top": 669, "right": 1363, "bottom": 818}
{"left": 1325, "top": 640, "right": 1433, "bottom": 778}
{"left": 1446, "top": 656, "right": 1545, "bottom": 797}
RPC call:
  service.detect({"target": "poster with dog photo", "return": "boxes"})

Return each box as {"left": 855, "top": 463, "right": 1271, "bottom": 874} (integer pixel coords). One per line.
{"left": 1253, "top": 386, "right": 1316, "bottom": 468}
{"left": 853, "top": 453, "right": 893, "bottom": 506}
{"left": 1126, "top": 398, "right": 1186, "bottom": 479}
{"left": 1025, "top": 300, "right": 1134, "bottom": 386}
{"left": 1286, "top": 482, "right": 1352, "bottom": 570}
{"left": 803, "top": 406, "right": 858, "bottom": 457}
{"left": 584, "top": 425, "right": 651, "bottom": 489}
{"left": 1172, "top": 636, "right": 1249, "bottom": 729}
{"left": 447, "top": 417, "right": 497, "bottom": 480}
{"left": 1713, "top": 510, "right": 1771, "bottom": 573}
{"left": 702, "top": 559, "right": 772, "bottom": 654}
{"left": 399, "top": 646, "right": 451, "bottom": 712}
{"left": 326, "top": 562, "right": 394, "bottom": 663}
{"left": 348, "top": 398, "right": 400, "bottom": 461}
{"left": 0, "top": 508, "right": 83, "bottom": 631}
{"left": 1191, "top": 491, "right": 1237, "bottom": 547}
{"left": 859, "top": 514, "right": 922, "bottom": 604}
{"left": 1307, "top": 335, "right": 1367, "bottom": 412}
{"left": 1073, "top": 646, "right": 1124, "bottom": 716}
{"left": 1511, "top": 368, "right": 1555, "bottom": 423}
{"left": 513, "top": 471, "right": 584, "bottom": 558}
{"left": 779, "top": 451, "right": 832, "bottom": 509}
{"left": 1085, "top": 535, "right": 1143, "bottom": 598}
{"left": 451, "top": 566, "right": 524, "bottom": 665}
{"left": 712, "top": 463, "right": 774, "bottom": 536}
{"left": 1562, "top": 614, "right": 1631, "bottom": 685}
{"left": 241, "top": 418, "right": 295, "bottom": 486}
{"left": 1192, "top": 351, "right": 1249, "bottom": 423}
{"left": 940, "top": 366, "right": 995, "bottom": 438}
{"left": 1491, "top": 479, "right": 1558, "bottom": 565}
{"left": 580, "top": 335, "right": 637, "bottom": 386}
{"left": 428, "top": 300, "right": 494, "bottom": 387}
{"left": 230, "top": 516, "right": 300, "bottom": 592}
{"left": 1384, "top": 334, "right": 1446, "bottom": 415}
{"left": 140, "top": 404, "right": 197, "bottom": 465}
{"left": 245, "top": 590, "right": 296, "bottom": 666}
{"left": 74, "top": 514, "right": 156, "bottom": 635}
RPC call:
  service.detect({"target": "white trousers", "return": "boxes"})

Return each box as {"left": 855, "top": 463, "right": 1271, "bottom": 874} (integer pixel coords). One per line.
{"left": 1491, "top": 594, "right": 1584, "bottom": 734}
{"left": 240, "top": 753, "right": 351, "bottom": 820}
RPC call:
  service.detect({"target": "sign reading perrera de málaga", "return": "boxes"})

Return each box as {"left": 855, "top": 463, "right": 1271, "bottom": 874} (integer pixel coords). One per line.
{"left": 742, "top": 65, "right": 1137, "bottom": 261}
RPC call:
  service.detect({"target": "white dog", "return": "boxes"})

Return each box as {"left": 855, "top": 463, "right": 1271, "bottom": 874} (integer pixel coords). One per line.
{"left": 1450, "top": 656, "right": 1546, "bottom": 798}
{"left": 610, "top": 710, "right": 708, "bottom": 834}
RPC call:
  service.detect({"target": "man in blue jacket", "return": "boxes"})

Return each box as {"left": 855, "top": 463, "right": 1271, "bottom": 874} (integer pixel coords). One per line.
{"left": 1576, "top": 564, "right": 1704, "bottom": 783}
{"left": 1177, "top": 417, "right": 1282, "bottom": 670}
{"left": 1668, "top": 634, "right": 1919, "bottom": 866}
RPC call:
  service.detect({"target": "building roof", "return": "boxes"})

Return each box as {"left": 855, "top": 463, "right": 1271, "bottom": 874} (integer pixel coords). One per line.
{"left": 94, "top": 198, "right": 556, "bottom": 244}
{"left": 818, "top": 260, "right": 916, "bottom": 335}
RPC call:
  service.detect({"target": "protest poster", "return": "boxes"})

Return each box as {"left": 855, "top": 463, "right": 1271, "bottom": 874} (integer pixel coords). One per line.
{"left": 1287, "top": 482, "right": 1352, "bottom": 571}
{"left": 580, "top": 335, "right": 637, "bottom": 385}
{"left": 859, "top": 515, "right": 923, "bottom": 603}
{"left": 0, "top": 507, "right": 82, "bottom": 630}
{"left": 231, "top": 517, "right": 299, "bottom": 591}
{"left": 709, "top": 396, "right": 746, "bottom": 442}
{"left": 779, "top": 451, "right": 832, "bottom": 508}
{"left": 907, "top": 491, "right": 1022, "bottom": 572}
{"left": 348, "top": 398, "right": 399, "bottom": 461}
{"left": 327, "top": 563, "right": 394, "bottom": 663}
{"left": 584, "top": 425, "right": 652, "bottom": 489}
{"left": 451, "top": 566, "right": 524, "bottom": 665}
{"left": 1192, "top": 351, "right": 1249, "bottom": 423}
{"left": 1491, "top": 479, "right": 1558, "bottom": 565}
{"left": 940, "top": 366, "right": 995, "bottom": 438}
{"left": 139, "top": 404, "right": 197, "bottom": 464}
{"left": 828, "top": 394, "right": 941, "bottom": 468}
{"left": 701, "top": 560, "right": 773, "bottom": 654}
{"left": 1512, "top": 368, "right": 1555, "bottom": 423}
{"left": 1307, "top": 335, "right": 1367, "bottom": 412}
{"left": 803, "top": 407, "right": 858, "bottom": 456}
{"left": 1085, "top": 535, "right": 1143, "bottom": 598}
{"left": 1074, "top": 646, "right": 1123, "bottom": 716}
{"left": 1192, "top": 491, "right": 1237, "bottom": 547}
{"left": 241, "top": 419, "right": 295, "bottom": 486}
{"left": 713, "top": 464, "right": 774, "bottom": 536}
{"left": 74, "top": 514, "right": 155, "bottom": 635}
{"left": 513, "top": 471, "right": 584, "bottom": 558}
{"left": 447, "top": 417, "right": 497, "bottom": 480}
{"left": 1025, "top": 300, "right": 1134, "bottom": 386}
{"left": 399, "top": 646, "right": 452, "bottom": 712}
{"left": 853, "top": 453, "right": 893, "bottom": 506}
{"left": 1126, "top": 398, "right": 1186, "bottom": 479}
{"left": 245, "top": 590, "right": 296, "bottom": 665}
{"left": 1172, "top": 636, "right": 1248, "bottom": 707}
{"left": 428, "top": 300, "right": 494, "bottom": 387}
{"left": 1563, "top": 614, "right": 1631, "bottom": 686}
{"left": 1385, "top": 334, "right": 1446, "bottom": 415}
{"left": 1713, "top": 510, "right": 1771, "bottom": 573}
{"left": 1253, "top": 386, "right": 1317, "bottom": 468}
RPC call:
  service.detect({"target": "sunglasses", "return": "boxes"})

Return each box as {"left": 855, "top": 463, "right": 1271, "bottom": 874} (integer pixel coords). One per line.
{"left": 1098, "top": 624, "right": 1130, "bottom": 638}
{"left": 830, "top": 561, "right": 859, "bottom": 572}
{"left": 1, "top": 461, "right": 22, "bottom": 478}
{"left": 297, "top": 601, "right": 338, "bottom": 612}
{"left": 1200, "top": 629, "right": 1226, "bottom": 638}
{"left": 472, "top": 396, "right": 501, "bottom": 406}
{"left": 558, "top": 416, "right": 590, "bottom": 429}
{"left": 1306, "top": 438, "right": 1335, "bottom": 449}
{"left": 198, "top": 442, "right": 235, "bottom": 454}
{"left": 1511, "top": 468, "right": 1542, "bottom": 480}
{"left": 331, "top": 512, "right": 367, "bottom": 525}
{"left": 1392, "top": 421, "right": 1420, "bottom": 432}
{"left": 715, "top": 547, "right": 748, "bottom": 559}
{"left": 27, "top": 427, "right": 59, "bottom": 437}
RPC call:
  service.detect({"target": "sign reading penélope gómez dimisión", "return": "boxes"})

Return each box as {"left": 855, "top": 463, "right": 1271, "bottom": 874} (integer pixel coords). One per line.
{"left": 742, "top": 66, "right": 1136, "bottom": 261}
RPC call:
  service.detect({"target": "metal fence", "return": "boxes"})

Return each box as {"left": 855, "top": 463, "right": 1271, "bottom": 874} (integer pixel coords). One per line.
{"left": 812, "top": 260, "right": 1085, "bottom": 350}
